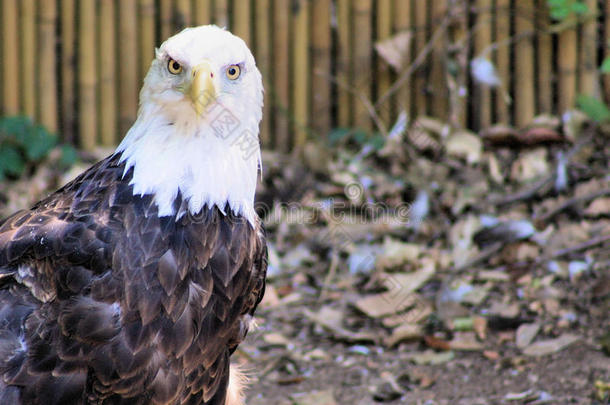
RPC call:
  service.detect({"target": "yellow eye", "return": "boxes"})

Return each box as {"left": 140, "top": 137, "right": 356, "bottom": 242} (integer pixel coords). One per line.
{"left": 167, "top": 58, "right": 182, "bottom": 74}
{"left": 226, "top": 65, "right": 241, "bottom": 80}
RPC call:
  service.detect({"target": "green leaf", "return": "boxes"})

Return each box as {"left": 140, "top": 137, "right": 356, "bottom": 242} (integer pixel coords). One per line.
{"left": 0, "top": 145, "right": 25, "bottom": 176}
{"left": 0, "top": 116, "right": 31, "bottom": 143}
{"left": 353, "top": 129, "right": 368, "bottom": 145}
{"left": 59, "top": 144, "right": 78, "bottom": 167}
{"left": 550, "top": 7, "right": 569, "bottom": 20}
{"left": 571, "top": 2, "right": 588, "bottom": 15}
{"left": 23, "top": 126, "right": 57, "bottom": 160}
{"left": 548, "top": 0, "right": 588, "bottom": 21}
{"left": 328, "top": 128, "right": 351, "bottom": 145}
{"left": 600, "top": 57, "right": 610, "bottom": 74}
{"left": 576, "top": 94, "right": 610, "bottom": 123}
{"left": 369, "top": 134, "right": 386, "bottom": 150}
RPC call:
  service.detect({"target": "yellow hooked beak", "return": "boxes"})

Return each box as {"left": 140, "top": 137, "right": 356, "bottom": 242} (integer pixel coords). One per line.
{"left": 189, "top": 61, "right": 217, "bottom": 115}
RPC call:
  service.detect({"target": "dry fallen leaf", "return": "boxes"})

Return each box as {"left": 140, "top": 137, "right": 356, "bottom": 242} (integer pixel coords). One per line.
{"left": 262, "top": 333, "right": 290, "bottom": 347}
{"left": 473, "top": 316, "right": 488, "bottom": 340}
{"left": 504, "top": 390, "right": 542, "bottom": 401}
{"left": 486, "top": 301, "right": 521, "bottom": 319}
{"left": 376, "top": 237, "right": 422, "bottom": 270}
{"left": 483, "top": 350, "right": 500, "bottom": 361}
{"left": 305, "top": 307, "right": 378, "bottom": 343}
{"left": 510, "top": 148, "right": 550, "bottom": 183}
{"left": 449, "top": 215, "right": 481, "bottom": 268}
{"left": 374, "top": 31, "right": 412, "bottom": 71}
{"left": 355, "top": 290, "right": 420, "bottom": 319}
{"left": 384, "top": 323, "right": 423, "bottom": 347}
{"left": 382, "top": 259, "right": 436, "bottom": 293}
{"left": 381, "top": 297, "right": 433, "bottom": 327}
{"left": 519, "top": 126, "right": 566, "bottom": 145}
{"left": 515, "top": 323, "right": 541, "bottom": 349}
{"left": 522, "top": 334, "right": 580, "bottom": 356}
{"left": 445, "top": 130, "right": 483, "bottom": 164}
{"left": 413, "top": 116, "right": 451, "bottom": 139}
{"left": 449, "top": 332, "right": 484, "bottom": 351}
{"left": 423, "top": 335, "right": 451, "bottom": 351}
{"left": 290, "top": 390, "right": 337, "bottom": 405}
{"left": 584, "top": 197, "right": 610, "bottom": 217}
{"left": 356, "top": 261, "right": 435, "bottom": 319}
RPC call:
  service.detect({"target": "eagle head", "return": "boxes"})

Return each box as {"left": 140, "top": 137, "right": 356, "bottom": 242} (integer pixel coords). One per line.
{"left": 141, "top": 25, "right": 263, "bottom": 130}
{"left": 116, "top": 25, "right": 264, "bottom": 224}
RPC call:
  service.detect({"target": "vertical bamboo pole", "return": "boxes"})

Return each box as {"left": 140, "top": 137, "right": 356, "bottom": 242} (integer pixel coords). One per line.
{"left": 412, "top": 0, "right": 428, "bottom": 117}
{"left": 175, "top": 0, "right": 191, "bottom": 30}
{"left": 353, "top": 0, "right": 372, "bottom": 131}
{"left": 119, "top": 0, "right": 139, "bottom": 137}
{"left": 337, "top": 0, "right": 353, "bottom": 128}
{"left": 214, "top": 0, "right": 228, "bottom": 28}
{"left": 193, "top": 0, "right": 212, "bottom": 26}
{"left": 448, "top": 0, "right": 468, "bottom": 127}
{"left": 292, "top": 0, "right": 309, "bottom": 148}
{"left": 495, "top": 0, "right": 511, "bottom": 122}
{"left": 233, "top": 0, "right": 251, "bottom": 45}
{"left": 160, "top": 0, "right": 173, "bottom": 40}
{"left": 79, "top": 0, "right": 97, "bottom": 149}
{"left": 60, "top": 0, "right": 76, "bottom": 142}
{"left": 580, "top": 0, "right": 598, "bottom": 97}
{"left": 514, "top": 0, "right": 535, "bottom": 126}
{"left": 255, "top": 0, "right": 271, "bottom": 146}
{"left": 139, "top": 0, "right": 156, "bottom": 82}
{"left": 605, "top": 0, "right": 610, "bottom": 102}
{"left": 39, "top": 0, "right": 58, "bottom": 133}
{"left": 311, "top": 0, "right": 332, "bottom": 135}
{"left": 21, "top": 0, "right": 36, "bottom": 119}
{"left": 474, "top": 0, "right": 492, "bottom": 128}
{"left": 430, "top": 0, "right": 448, "bottom": 120}
{"left": 536, "top": 0, "right": 553, "bottom": 113}
{"left": 393, "top": 0, "right": 411, "bottom": 118}
{"left": 0, "top": 0, "right": 2, "bottom": 111}
{"left": 100, "top": 0, "right": 117, "bottom": 146}
{"left": 2, "top": 0, "right": 20, "bottom": 115}
{"left": 273, "top": 0, "right": 290, "bottom": 151}
{"left": 376, "top": 0, "right": 392, "bottom": 124}
{"left": 558, "top": 18, "right": 578, "bottom": 112}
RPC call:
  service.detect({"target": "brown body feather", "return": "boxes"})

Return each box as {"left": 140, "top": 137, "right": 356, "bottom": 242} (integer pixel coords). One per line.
{"left": 0, "top": 153, "right": 267, "bottom": 404}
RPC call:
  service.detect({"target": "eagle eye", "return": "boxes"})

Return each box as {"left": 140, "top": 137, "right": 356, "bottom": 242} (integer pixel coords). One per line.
{"left": 168, "top": 58, "right": 183, "bottom": 74}
{"left": 226, "top": 65, "right": 241, "bottom": 80}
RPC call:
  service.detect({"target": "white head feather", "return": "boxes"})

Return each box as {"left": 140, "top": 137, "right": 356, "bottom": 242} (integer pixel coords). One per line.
{"left": 115, "top": 25, "right": 263, "bottom": 225}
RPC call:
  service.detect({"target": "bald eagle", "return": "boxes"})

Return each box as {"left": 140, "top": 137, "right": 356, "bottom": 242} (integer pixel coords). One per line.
{"left": 0, "top": 26, "right": 266, "bottom": 404}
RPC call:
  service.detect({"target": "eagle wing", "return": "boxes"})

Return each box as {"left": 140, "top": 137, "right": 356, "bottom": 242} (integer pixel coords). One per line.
{"left": 0, "top": 156, "right": 268, "bottom": 404}
{"left": 0, "top": 156, "right": 124, "bottom": 298}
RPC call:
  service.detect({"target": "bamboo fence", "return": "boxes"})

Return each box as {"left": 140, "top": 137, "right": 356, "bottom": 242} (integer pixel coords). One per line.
{"left": 0, "top": 0, "right": 608, "bottom": 151}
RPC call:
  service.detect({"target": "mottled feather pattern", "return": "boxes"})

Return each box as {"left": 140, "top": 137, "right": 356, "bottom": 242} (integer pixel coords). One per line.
{"left": 0, "top": 153, "right": 267, "bottom": 404}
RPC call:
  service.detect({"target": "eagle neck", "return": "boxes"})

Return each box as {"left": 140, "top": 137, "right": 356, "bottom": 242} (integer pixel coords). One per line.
{"left": 114, "top": 106, "right": 260, "bottom": 226}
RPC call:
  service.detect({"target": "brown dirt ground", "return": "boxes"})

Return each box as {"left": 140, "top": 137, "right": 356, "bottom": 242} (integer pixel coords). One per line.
{"left": 242, "top": 340, "right": 609, "bottom": 404}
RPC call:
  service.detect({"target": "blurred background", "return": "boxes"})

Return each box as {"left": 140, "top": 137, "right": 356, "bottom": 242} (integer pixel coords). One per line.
{"left": 0, "top": 0, "right": 608, "bottom": 149}
{"left": 0, "top": 1, "right": 609, "bottom": 404}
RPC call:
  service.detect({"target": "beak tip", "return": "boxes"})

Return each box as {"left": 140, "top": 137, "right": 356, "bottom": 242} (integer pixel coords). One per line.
{"left": 190, "top": 61, "right": 217, "bottom": 116}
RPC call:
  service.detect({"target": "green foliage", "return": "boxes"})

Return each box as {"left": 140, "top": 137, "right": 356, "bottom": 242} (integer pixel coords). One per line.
{"left": 601, "top": 57, "right": 610, "bottom": 74}
{"left": 576, "top": 95, "right": 610, "bottom": 123}
{"left": 0, "top": 116, "right": 77, "bottom": 180}
{"left": 329, "top": 127, "right": 386, "bottom": 151}
{"left": 547, "top": 0, "right": 588, "bottom": 21}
